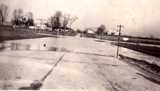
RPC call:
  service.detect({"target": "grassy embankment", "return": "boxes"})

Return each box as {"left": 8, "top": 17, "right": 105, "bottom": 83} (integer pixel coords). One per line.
{"left": 0, "top": 25, "right": 55, "bottom": 42}
{"left": 106, "top": 35, "right": 160, "bottom": 58}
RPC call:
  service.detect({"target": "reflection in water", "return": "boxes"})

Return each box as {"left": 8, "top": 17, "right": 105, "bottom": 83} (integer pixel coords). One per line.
{"left": 0, "top": 42, "right": 5, "bottom": 51}
{"left": 48, "top": 47, "right": 58, "bottom": 51}
{"left": 7, "top": 42, "right": 56, "bottom": 51}
{"left": 0, "top": 41, "right": 70, "bottom": 52}
{"left": 0, "top": 38, "right": 112, "bottom": 57}
{"left": 10, "top": 43, "right": 30, "bottom": 51}
{"left": 0, "top": 41, "right": 112, "bottom": 58}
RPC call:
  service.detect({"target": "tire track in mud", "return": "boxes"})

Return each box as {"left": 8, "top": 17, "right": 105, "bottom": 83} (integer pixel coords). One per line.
{"left": 119, "top": 54, "right": 160, "bottom": 85}
{"left": 96, "top": 64, "right": 128, "bottom": 91}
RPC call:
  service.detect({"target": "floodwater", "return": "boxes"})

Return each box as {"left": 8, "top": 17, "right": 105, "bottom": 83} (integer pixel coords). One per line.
{"left": 0, "top": 36, "right": 79, "bottom": 53}
{"left": 0, "top": 36, "right": 117, "bottom": 57}
{"left": 0, "top": 36, "right": 159, "bottom": 63}
{"left": 0, "top": 37, "right": 61, "bottom": 52}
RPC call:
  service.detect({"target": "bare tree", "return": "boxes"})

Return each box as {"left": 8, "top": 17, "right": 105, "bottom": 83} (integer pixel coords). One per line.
{"left": 12, "top": 8, "right": 23, "bottom": 25}
{"left": 50, "top": 11, "right": 78, "bottom": 32}
{"left": 54, "top": 11, "right": 62, "bottom": 28}
{"left": 12, "top": 10, "right": 34, "bottom": 27}
{"left": 26, "top": 12, "right": 33, "bottom": 19}
{"left": 68, "top": 16, "right": 78, "bottom": 28}
{"left": 25, "top": 12, "right": 34, "bottom": 26}
{"left": 50, "top": 16, "right": 56, "bottom": 30}
{"left": 0, "top": 4, "right": 8, "bottom": 24}
{"left": 50, "top": 11, "right": 62, "bottom": 32}
{"left": 63, "top": 14, "right": 70, "bottom": 28}
{"left": 63, "top": 14, "right": 78, "bottom": 29}
{"left": 96, "top": 24, "right": 106, "bottom": 39}
{"left": 96, "top": 24, "right": 106, "bottom": 35}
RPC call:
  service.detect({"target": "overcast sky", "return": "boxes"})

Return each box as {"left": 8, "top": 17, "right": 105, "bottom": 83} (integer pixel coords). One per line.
{"left": 1, "top": 0, "right": 160, "bottom": 37}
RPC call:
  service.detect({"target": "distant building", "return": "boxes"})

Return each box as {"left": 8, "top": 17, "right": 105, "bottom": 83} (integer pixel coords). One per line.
{"left": 83, "top": 28, "right": 96, "bottom": 38}
{"left": 34, "top": 18, "right": 48, "bottom": 30}
{"left": 85, "top": 28, "right": 96, "bottom": 34}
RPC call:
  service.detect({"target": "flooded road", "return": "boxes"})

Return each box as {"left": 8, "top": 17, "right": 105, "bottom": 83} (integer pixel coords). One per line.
{"left": 0, "top": 36, "right": 117, "bottom": 56}
{"left": 0, "top": 36, "right": 160, "bottom": 90}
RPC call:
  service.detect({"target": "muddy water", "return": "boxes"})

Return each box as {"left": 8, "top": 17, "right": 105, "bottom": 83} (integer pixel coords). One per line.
{"left": 0, "top": 37, "right": 118, "bottom": 60}
{"left": 0, "top": 37, "right": 71, "bottom": 52}
{"left": 0, "top": 37, "right": 67, "bottom": 89}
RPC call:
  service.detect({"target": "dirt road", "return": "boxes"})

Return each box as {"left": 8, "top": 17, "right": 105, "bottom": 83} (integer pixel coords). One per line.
{"left": 0, "top": 36, "right": 160, "bottom": 90}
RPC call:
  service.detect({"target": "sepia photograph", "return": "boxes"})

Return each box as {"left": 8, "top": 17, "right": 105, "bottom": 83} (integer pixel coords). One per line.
{"left": 0, "top": 0, "right": 160, "bottom": 90}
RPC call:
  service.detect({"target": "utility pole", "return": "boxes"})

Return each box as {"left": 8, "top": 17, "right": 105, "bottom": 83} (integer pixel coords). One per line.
{"left": 116, "top": 24, "right": 124, "bottom": 58}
